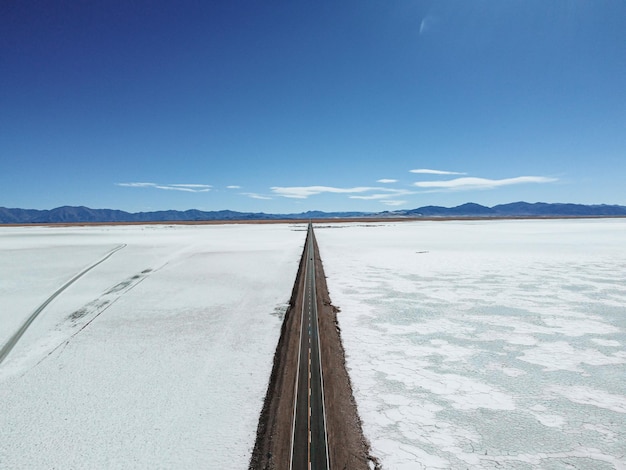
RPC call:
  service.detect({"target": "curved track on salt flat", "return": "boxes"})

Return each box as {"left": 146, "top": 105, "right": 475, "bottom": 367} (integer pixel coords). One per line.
{"left": 0, "top": 244, "right": 126, "bottom": 365}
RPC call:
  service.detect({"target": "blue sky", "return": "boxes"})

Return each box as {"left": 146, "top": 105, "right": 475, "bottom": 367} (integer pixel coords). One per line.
{"left": 2, "top": 0, "right": 625, "bottom": 213}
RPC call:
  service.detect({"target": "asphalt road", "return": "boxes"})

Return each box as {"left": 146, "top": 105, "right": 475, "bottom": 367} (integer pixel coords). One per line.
{"left": 290, "top": 223, "right": 330, "bottom": 470}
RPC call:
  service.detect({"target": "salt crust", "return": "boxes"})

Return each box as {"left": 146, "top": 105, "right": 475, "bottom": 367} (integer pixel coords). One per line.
{"left": 0, "top": 224, "right": 305, "bottom": 468}
{"left": 316, "top": 219, "right": 626, "bottom": 469}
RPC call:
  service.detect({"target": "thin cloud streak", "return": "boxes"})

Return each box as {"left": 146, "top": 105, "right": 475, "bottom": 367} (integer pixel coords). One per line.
{"left": 169, "top": 184, "right": 212, "bottom": 189}
{"left": 242, "top": 192, "right": 272, "bottom": 200}
{"left": 271, "top": 186, "right": 416, "bottom": 199}
{"left": 155, "top": 185, "right": 210, "bottom": 193}
{"left": 349, "top": 194, "right": 394, "bottom": 200}
{"left": 377, "top": 179, "right": 398, "bottom": 184}
{"left": 116, "top": 182, "right": 156, "bottom": 188}
{"left": 414, "top": 176, "right": 557, "bottom": 191}
{"left": 117, "top": 182, "right": 211, "bottom": 193}
{"left": 271, "top": 186, "right": 379, "bottom": 199}
{"left": 410, "top": 169, "right": 466, "bottom": 175}
{"left": 350, "top": 189, "right": 415, "bottom": 200}
{"left": 419, "top": 15, "right": 438, "bottom": 36}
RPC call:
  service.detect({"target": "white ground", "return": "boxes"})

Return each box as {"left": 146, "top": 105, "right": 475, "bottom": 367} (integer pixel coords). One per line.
{"left": 315, "top": 219, "right": 626, "bottom": 470}
{"left": 0, "top": 223, "right": 305, "bottom": 468}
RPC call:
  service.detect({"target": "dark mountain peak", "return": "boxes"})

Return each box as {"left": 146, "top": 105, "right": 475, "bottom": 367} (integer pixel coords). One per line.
{"left": 448, "top": 203, "right": 493, "bottom": 215}
{"left": 456, "top": 202, "right": 487, "bottom": 209}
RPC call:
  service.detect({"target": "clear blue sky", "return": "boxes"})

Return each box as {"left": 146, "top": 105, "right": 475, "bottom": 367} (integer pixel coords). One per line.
{"left": 2, "top": 1, "right": 625, "bottom": 213}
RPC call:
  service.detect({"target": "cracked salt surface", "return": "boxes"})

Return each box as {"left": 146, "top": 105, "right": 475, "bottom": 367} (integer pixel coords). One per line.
{"left": 316, "top": 219, "right": 626, "bottom": 470}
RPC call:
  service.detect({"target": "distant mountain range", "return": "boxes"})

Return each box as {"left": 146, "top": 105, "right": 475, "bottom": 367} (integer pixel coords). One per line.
{"left": 1, "top": 202, "right": 626, "bottom": 224}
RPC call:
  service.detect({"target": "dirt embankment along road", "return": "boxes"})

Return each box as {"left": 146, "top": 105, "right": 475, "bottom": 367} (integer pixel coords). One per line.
{"left": 250, "top": 225, "right": 378, "bottom": 470}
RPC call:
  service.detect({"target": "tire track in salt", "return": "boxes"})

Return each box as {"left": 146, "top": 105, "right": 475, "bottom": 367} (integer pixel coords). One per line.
{"left": 0, "top": 244, "right": 126, "bottom": 365}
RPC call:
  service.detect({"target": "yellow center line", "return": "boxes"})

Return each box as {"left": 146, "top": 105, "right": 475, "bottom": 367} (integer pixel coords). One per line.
{"left": 307, "top": 346, "right": 311, "bottom": 469}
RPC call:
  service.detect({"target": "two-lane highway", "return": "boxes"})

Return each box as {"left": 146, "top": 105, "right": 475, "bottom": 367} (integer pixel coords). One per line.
{"left": 250, "top": 220, "right": 371, "bottom": 469}
{"left": 290, "top": 223, "right": 330, "bottom": 470}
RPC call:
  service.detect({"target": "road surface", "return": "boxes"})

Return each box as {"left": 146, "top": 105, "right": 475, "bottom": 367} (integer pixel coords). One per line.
{"left": 290, "top": 223, "right": 330, "bottom": 470}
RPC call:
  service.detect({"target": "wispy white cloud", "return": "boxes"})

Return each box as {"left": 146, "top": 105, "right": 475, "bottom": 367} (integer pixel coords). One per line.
{"left": 242, "top": 192, "right": 272, "bottom": 200}
{"left": 349, "top": 189, "right": 415, "bottom": 201}
{"left": 227, "top": 185, "right": 241, "bottom": 189}
{"left": 161, "top": 184, "right": 211, "bottom": 192}
{"left": 169, "top": 184, "right": 212, "bottom": 189}
{"left": 410, "top": 169, "right": 466, "bottom": 175}
{"left": 381, "top": 200, "right": 407, "bottom": 206}
{"left": 414, "top": 176, "right": 558, "bottom": 191}
{"left": 271, "top": 186, "right": 379, "bottom": 199}
{"left": 116, "top": 182, "right": 156, "bottom": 188}
{"left": 271, "top": 186, "right": 417, "bottom": 207}
{"left": 349, "top": 194, "right": 393, "bottom": 200}
{"left": 155, "top": 185, "right": 210, "bottom": 193}
{"left": 377, "top": 179, "right": 398, "bottom": 184}
{"left": 419, "top": 15, "right": 438, "bottom": 36}
{"left": 116, "top": 182, "right": 211, "bottom": 193}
